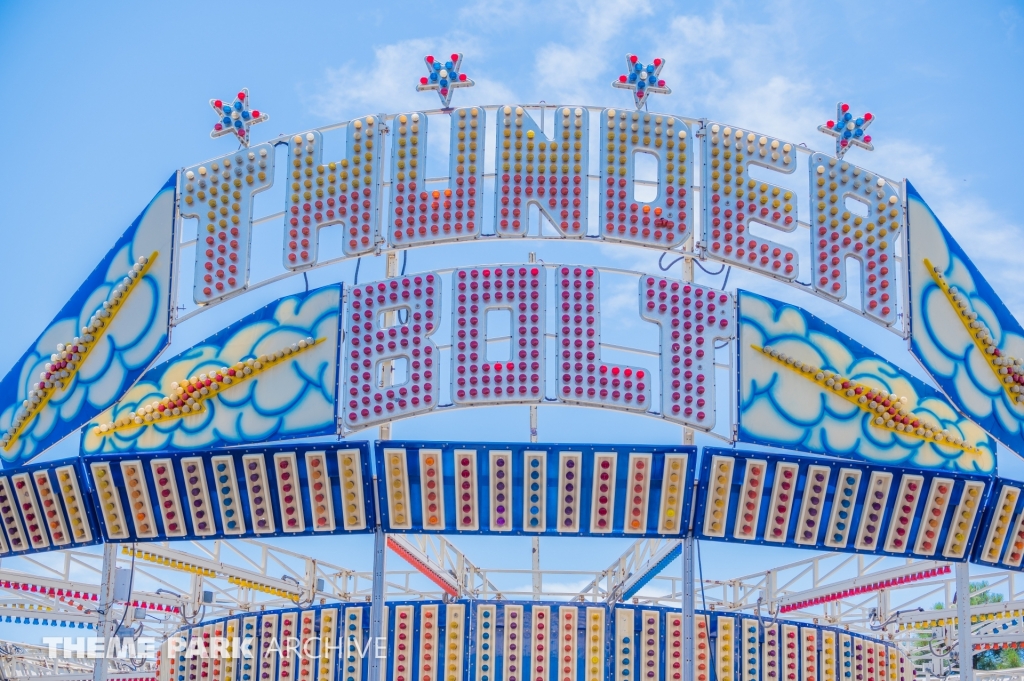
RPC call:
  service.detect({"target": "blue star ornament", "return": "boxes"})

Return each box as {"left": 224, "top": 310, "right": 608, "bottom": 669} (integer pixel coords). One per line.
{"left": 417, "top": 53, "right": 474, "bottom": 108}
{"left": 209, "top": 88, "right": 269, "bottom": 147}
{"left": 818, "top": 102, "right": 874, "bottom": 159}
{"left": 612, "top": 54, "right": 671, "bottom": 109}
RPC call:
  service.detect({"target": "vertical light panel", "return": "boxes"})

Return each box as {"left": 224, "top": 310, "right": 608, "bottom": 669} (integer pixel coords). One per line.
{"left": 840, "top": 635, "right": 852, "bottom": 681}
{"left": 181, "top": 457, "right": 215, "bottom": 537}
{"left": 854, "top": 472, "right": 892, "bottom": 551}
{"left": 801, "top": 628, "right": 818, "bottom": 681}
{"left": 695, "top": 614, "right": 711, "bottom": 681}
{"left": 242, "top": 454, "right": 276, "bottom": 534}
{"left": 590, "top": 453, "right": 618, "bottom": 533}
{"left": 624, "top": 453, "right": 654, "bottom": 534}
{"left": 298, "top": 610, "right": 316, "bottom": 681}
{"left": 211, "top": 620, "right": 224, "bottom": 681}
{"left": 639, "top": 277, "right": 734, "bottom": 430}
{"left": 151, "top": 459, "right": 188, "bottom": 537}
{"left": 503, "top": 606, "right": 524, "bottom": 681}
{"left": 273, "top": 452, "right": 305, "bottom": 533}
{"left": 488, "top": 450, "right": 513, "bottom": 532}
{"left": 454, "top": 449, "right": 479, "bottom": 532}
{"left": 419, "top": 448, "right": 446, "bottom": 531}
{"left": 32, "top": 470, "right": 69, "bottom": 546}
{"left": 119, "top": 462, "right": 156, "bottom": 540}
{"left": 343, "top": 274, "right": 441, "bottom": 429}
{"left": 826, "top": 469, "right": 863, "bottom": 549}
{"left": 419, "top": 604, "right": 440, "bottom": 681}
{"left": 179, "top": 145, "right": 275, "bottom": 304}
{"left": 534, "top": 606, "right": 553, "bottom": 681}
{"left": 782, "top": 625, "right": 799, "bottom": 681}
{"left": 341, "top": 607, "right": 363, "bottom": 681}
{"left": 864, "top": 641, "right": 875, "bottom": 681}
{"left": 89, "top": 463, "right": 127, "bottom": 541}
{"left": 943, "top": 480, "right": 985, "bottom": 559}
{"left": 733, "top": 458, "right": 767, "bottom": 540}
{"left": 259, "top": 614, "right": 280, "bottom": 681}
{"left": 450, "top": 265, "right": 546, "bottom": 406}
{"left": 600, "top": 109, "right": 693, "bottom": 248}
{"left": 337, "top": 448, "right": 368, "bottom": 531}
{"left": 1003, "top": 509, "right": 1024, "bottom": 567}
{"left": 185, "top": 628, "right": 199, "bottom": 681}
{"left": 887, "top": 646, "right": 898, "bottom": 681}
{"left": 717, "top": 616, "right": 736, "bottom": 681}
{"left": 883, "top": 474, "right": 924, "bottom": 554}
{"left": 809, "top": 154, "right": 903, "bottom": 325}
{"left": 393, "top": 605, "right": 414, "bottom": 681}
{"left": 658, "top": 454, "right": 688, "bottom": 535}
{"left": 384, "top": 448, "right": 413, "bottom": 531}
{"left": 741, "top": 619, "right": 760, "bottom": 681}
{"left": 795, "top": 465, "right": 831, "bottom": 546}
{"left": 305, "top": 451, "right": 335, "bottom": 532}
{"left": 764, "top": 462, "right": 799, "bottom": 543}
{"left": 822, "top": 631, "right": 837, "bottom": 681}
{"left": 639, "top": 610, "right": 659, "bottom": 681}
{"left": 559, "top": 608, "right": 580, "bottom": 681}
{"left": 557, "top": 451, "right": 583, "bottom": 533}
{"left": 476, "top": 604, "right": 497, "bottom": 681}
{"left": 223, "top": 617, "right": 239, "bottom": 681}
{"left": 556, "top": 266, "right": 651, "bottom": 412}
{"left": 283, "top": 119, "right": 384, "bottom": 264}
{"left": 614, "top": 608, "right": 633, "bottom": 681}
{"left": 495, "top": 105, "right": 589, "bottom": 238}
{"left": 278, "top": 612, "right": 298, "bottom": 681}
{"left": 703, "top": 455, "right": 735, "bottom": 538}
{"left": 762, "top": 624, "right": 779, "bottom": 681}
{"left": 445, "top": 604, "right": 467, "bottom": 681}
{"left": 704, "top": 124, "right": 799, "bottom": 279}
{"left": 585, "top": 608, "right": 606, "bottom": 681}
{"left": 10, "top": 473, "right": 49, "bottom": 550}
{"left": 853, "top": 638, "right": 864, "bottom": 681}
{"left": 523, "top": 451, "right": 547, "bottom": 532}
{"left": 390, "top": 108, "right": 484, "bottom": 246}
{"left": 55, "top": 464, "right": 91, "bottom": 543}
{"left": 200, "top": 625, "right": 213, "bottom": 681}
{"left": 240, "top": 616, "right": 258, "bottom": 681}
{"left": 981, "top": 484, "right": 1020, "bottom": 563}
{"left": 914, "top": 477, "right": 954, "bottom": 556}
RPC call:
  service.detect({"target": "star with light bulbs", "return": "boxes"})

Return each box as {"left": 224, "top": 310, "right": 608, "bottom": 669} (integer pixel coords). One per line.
{"left": 612, "top": 54, "right": 671, "bottom": 109}
{"left": 819, "top": 102, "right": 874, "bottom": 158}
{"left": 209, "top": 88, "right": 268, "bottom": 147}
{"left": 417, "top": 54, "right": 474, "bottom": 108}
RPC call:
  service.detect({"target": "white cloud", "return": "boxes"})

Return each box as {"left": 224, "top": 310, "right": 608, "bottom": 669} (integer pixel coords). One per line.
{"left": 310, "top": 36, "right": 517, "bottom": 120}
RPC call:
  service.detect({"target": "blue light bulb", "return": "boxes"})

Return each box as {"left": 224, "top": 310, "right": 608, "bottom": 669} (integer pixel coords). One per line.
{"left": 646, "top": 64, "right": 655, "bottom": 73}
{"left": 234, "top": 101, "right": 243, "bottom": 111}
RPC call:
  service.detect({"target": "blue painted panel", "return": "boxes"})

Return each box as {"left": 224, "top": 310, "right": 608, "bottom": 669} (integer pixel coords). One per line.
{"left": 375, "top": 441, "right": 695, "bottom": 538}
{"left": 906, "top": 182, "right": 1024, "bottom": 458}
{"left": 81, "top": 284, "right": 341, "bottom": 453}
{"left": 738, "top": 289, "right": 996, "bottom": 473}
{"left": 0, "top": 176, "right": 176, "bottom": 464}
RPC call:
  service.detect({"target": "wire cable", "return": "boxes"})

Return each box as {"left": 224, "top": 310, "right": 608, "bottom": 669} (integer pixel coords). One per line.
{"left": 659, "top": 253, "right": 686, "bottom": 271}
{"left": 695, "top": 260, "right": 727, "bottom": 276}
{"left": 303, "top": 271, "right": 309, "bottom": 293}
{"left": 696, "top": 539, "right": 717, "bottom": 677}
{"left": 354, "top": 257, "right": 362, "bottom": 286}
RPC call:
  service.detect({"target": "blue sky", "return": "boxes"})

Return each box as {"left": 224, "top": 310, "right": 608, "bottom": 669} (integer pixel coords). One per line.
{"left": 0, "top": 0, "right": 1022, "bottom": 646}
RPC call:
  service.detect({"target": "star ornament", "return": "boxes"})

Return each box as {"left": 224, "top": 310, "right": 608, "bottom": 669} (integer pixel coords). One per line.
{"left": 210, "top": 88, "right": 269, "bottom": 147}
{"left": 612, "top": 54, "right": 670, "bottom": 109}
{"left": 417, "top": 53, "right": 474, "bottom": 108}
{"left": 819, "top": 102, "right": 874, "bottom": 158}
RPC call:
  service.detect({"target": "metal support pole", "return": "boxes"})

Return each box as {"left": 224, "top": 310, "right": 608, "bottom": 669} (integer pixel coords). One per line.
{"left": 379, "top": 252, "right": 400, "bottom": 442}
{"left": 532, "top": 537, "right": 542, "bottom": 601}
{"left": 93, "top": 542, "right": 119, "bottom": 681}
{"left": 683, "top": 537, "right": 695, "bottom": 681}
{"left": 956, "top": 562, "right": 974, "bottom": 681}
{"left": 368, "top": 528, "right": 387, "bottom": 681}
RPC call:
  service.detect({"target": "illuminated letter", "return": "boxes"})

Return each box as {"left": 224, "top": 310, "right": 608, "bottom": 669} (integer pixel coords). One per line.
{"left": 283, "top": 116, "right": 384, "bottom": 265}
{"left": 810, "top": 154, "right": 902, "bottom": 325}
{"left": 495, "top": 106, "right": 589, "bottom": 237}
{"left": 343, "top": 274, "right": 440, "bottom": 429}
{"left": 640, "top": 276, "right": 734, "bottom": 430}
{"left": 389, "top": 108, "right": 485, "bottom": 246}
{"left": 179, "top": 146, "right": 275, "bottom": 304}
{"left": 556, "top": 266, "right": 651, "bottom": 410}
{"left": 703, "top": 124, "right": 798, "bottom": 279}
{"left": 451, "top": 265, "right": 546, "bottom": 405}
{"left": 600, "top": 109, "right": 693, "bottom": 248}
